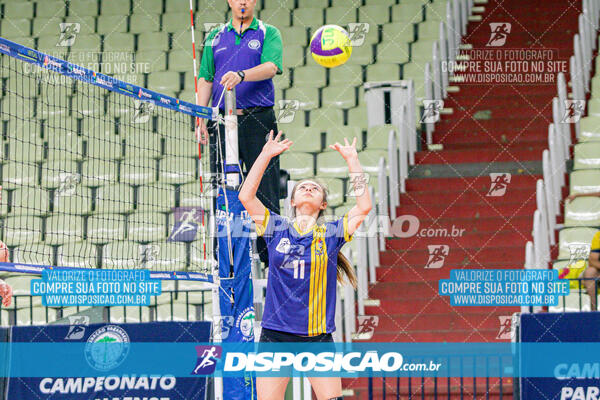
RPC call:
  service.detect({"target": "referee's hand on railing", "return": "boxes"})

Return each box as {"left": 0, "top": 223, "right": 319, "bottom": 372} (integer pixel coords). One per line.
{"left": 197, "top": 119, "right": 209, "bottom": 145}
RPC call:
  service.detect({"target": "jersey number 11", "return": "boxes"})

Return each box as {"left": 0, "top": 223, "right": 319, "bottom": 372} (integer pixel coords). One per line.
{"left": 293, "top": 259, "right": 305, "bottom": 279}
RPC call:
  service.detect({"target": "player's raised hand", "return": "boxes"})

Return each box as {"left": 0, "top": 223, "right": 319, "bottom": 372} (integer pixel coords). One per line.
{"left": 262, "top": 130, "right": 292, "bottom": 158}
{"left": 329, "top": 137, "right": 358, "bottom": 161}
{"left": 0, "top": 282, "right": 12, "bottom": 307}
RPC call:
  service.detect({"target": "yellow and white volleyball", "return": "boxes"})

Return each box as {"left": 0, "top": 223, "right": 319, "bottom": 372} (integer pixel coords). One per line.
{"left": 310, "top": 25, "right": 352, "bottom": 68}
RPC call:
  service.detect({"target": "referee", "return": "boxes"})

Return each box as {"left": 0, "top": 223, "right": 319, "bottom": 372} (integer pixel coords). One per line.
{"left": 196, "top": 0, "right": 283, "bottom": 267}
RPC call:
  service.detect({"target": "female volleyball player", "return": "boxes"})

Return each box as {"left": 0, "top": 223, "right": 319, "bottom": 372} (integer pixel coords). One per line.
{"left": 0, "top": 186, "right": 12, "bottom": 307}
{"left": 239, "top": 130, "right": 372, "bottom": 400}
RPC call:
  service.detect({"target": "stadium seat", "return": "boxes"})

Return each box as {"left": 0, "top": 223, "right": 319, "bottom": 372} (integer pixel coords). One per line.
{"left": 11, "top": 188, "right": 50, "bottom": 216}
{"left": 326, "top": 126, "right": 363, "bottom": 149}
{"left": 3, "top": 216, "right": 42, "bottom": 246}
{"left": 88, "top": 214, "right": 127, "bottom": 244}
{"left": 165, "top": 0, "right": 195, "bottom": 13}
{"left": 174, "top": 280, "right": 212, "bottom": 305}
{"left": 81, "top": 160, "right": 119, "bottom": 186}
{"left": 109, "top": 306, "right": 151, "bottom": 323}
{"left": 128, "top": 212, "right": 167, "bottom": 242}
{"left": 347, "top": 106, "right": 369, "bottom": 129}
{"left": 45, "top": 215, "right": 85, "bottom": 245}
{"left": 564, "top": 197, "right": 600, "bottom": 227}
{"left": 263, "top": 0, "right": 294, "bottom": 8}
{"left": 0, "top": 18, "right": 31, "bottom": 39}
{"left": 32, "top": 17, "right": 63, "bottom": 37}
{"left": 156, "top": 303, "right": 197, "bottom": 321}
{"left": 13, "top": 243, "right": 54, "bottom": 266}
{"left": 366, "top": 63, "right": 400, "bottom": 81}
{"left": 423, "top": 0, "right": 448, "bottom": 21}
{"left": 329, "top": 65, "right": 363, "bottom": 87}
{"left": 68, "top": 0, "right": 98, "bottom": 16}
{"left": 102, "top": 241, "right": 139, "bottom": 268}
{"left": 53, "top": 187, "right": 93, "bottom": 215}
{"left": 159, "top": 156, "right": 197, "bottom": 184}
{"left": 121, "top": 158, "right": 158, "bottom": 186}
{"left": 138, "top": 32, "right": 170, "bottom": 51}
{"left": 293, "top": 8, "right": 324, "bottom": 28}
{"left": 274, "top": 70, "right": 291, "bottom": 90}
{"left": 124, "top": 130, "right": 162, "bottom": 158}
{"left": 36, "top": 1, "right": 67, "bottom": 18}
{"left": 100, "top": 0, "right": 131, "bottom": 16}
{"left": 365, "top": 125, "right": 396, "bottom": 149}
{"left": 358, "top": 5, "right": 391, "bottom": 24}
{"left": 96, "top": 15, "right": 128, "bottom": 34}
{"left": 409, "top": 40, "right": 436, "bottom": 63}
{"left": 56, "top": 241, "right": 97, "bottom": 268}
{"left": 391, "top": 3, "right": 424, "bottom": 23}
{"left": 167, "top": 50, "right": 196, "bottom": 72}
{"left": 308, "top": 108, "right": 344, "bottom": 129}
{"left": 325, "top": 7, "right": 358, "bottom": 25}
{"left": 297, "top": 0, "right": 327, "bottom": 7}
{"left": 67, "top": 34, "right": 101, "bottom": 53}
{"left": 190, "top": 241, "right": 214, "bottom": 272}
{"left": 138, "top": 183, "right": 176, "bottom": 212}
{"left": 557, "top": 227, "right": 599, "bottom": 260}
{"left": 260, "top": 8, "right": 292, "bottom": 26}
{"left": 7, "top": 139, "right": 44, "bottom": 163}
{"left": 15, "top": 307, "right": 58, "bottom": 325}
{"left": 164, "top": 137, "right": 199, "bottom": 158}
{"left": 294, "top": 66, "right": 326, "bottom": 88}
{"left": 283, "top": 45, "right": 305, "bottom": 68}
{"left": 570, "top": 170, "right": 600, "bottom": 195}
{"left": 577, "top": 116, "right": 600, "bottom": 142}
{"left": 280, "top": 152, "right": 314, "bottom": 179}
{"left": 47, "top": 134, "right": 84, "bottom": 161}
{"left": 573, "top": 142, "right": 600, "bottom": 170}
{"left": 3, "top": 2, "right": 34, "bottom": 19}
{"left": 37, "top": 35, "right": 68, "bottom": 58}
{"left": 322, "top": 86, "right": 358, "bottom": 109}
{"left": 376, "top": 41, "right": 411, "bottom": 64}
{"left": 86, "top": 135, "right": 124, "bottom": 161}
{"left": 103, "top": 33, "right": 135, "bottom": 52}
{"left": 284, "top": 127, "right": 323, "bottom": 153}
{"left": 143, "top": 242, "right": 186, "bottom": 270}
{"left": 284, "top": 87, "right": 319, "bottom": 110}
{"left": 320, "top": 177, "right": 345, "bottom": 207}
{"left": 280, "top": 26, "right": 308, "bottom": 46}
{"left": 180, "top": 181, "right": 207, "bottom": 208}
{"left": 148, "top": 71, "right": 180, "bottom": 93}
{"left": 2, "top": 161, "right": 37, "bottom": 189}
{"left": 96, "top": 184, "right": 135, "bottom": 214}
{"left": 65, "top": 17, "right": 96, "bottom": 36}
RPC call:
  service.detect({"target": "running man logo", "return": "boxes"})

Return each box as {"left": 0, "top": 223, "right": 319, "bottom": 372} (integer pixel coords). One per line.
{"left": 169, "top": 207, "right": 204, "bottom": 242}
{"left": 487, "top": 173, "right": 511, "bottom": 197}
{"left": 202, "top": 23, "right": 226, "bottom": 47}
{"left": 65, "top": 315, "right": 89, "bottom": 340}
{"left": 425, "top": 245, "right": 449, "bottom": 269}
{"left": 486, "top": 23, "right": 511, "bottom": 47}
{"left": 212, "top": 316, "right": 234, "bottom": 340}
{"left": 420, "top": 100, "right": 444, "bottom": 123}
{"left": 561, "top": 100, "right": 585, "bottom": 123}
{"left": 569, "top": 244, "right": 590, "bottom": 266}
{"left": 192, "top": 345, "right": 222, "bottom": 375}
{"left": 56, "top": 172, "right": 80, "bottom": 197}
{"left": 347, "top": 172, "right": 370, "bottom": 196}
{"left": 132, "top": 100, "right": 155, "bottom": 123}
{"left": 353, "top": 316, "right": 379, "bottom": 340}
{"left": 139, "top": 244, "right": 160, "bottom": 267}
{"left": 347, "top": 23, "right": 370, "bottom": 46}
{"left": 496, "top": 315, "right": 516, "bottom": 340}
{"left": 57, "top": 23, "right": 80, "bottom": 47}
{"left": 277, "top": 100, "right": 300, "bottom": 123}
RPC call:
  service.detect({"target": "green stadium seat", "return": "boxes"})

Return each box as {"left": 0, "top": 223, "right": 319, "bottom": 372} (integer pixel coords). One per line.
{"left": 32, "top": 17, "right": 63, "bottom": 37}
{"left": 3, "top": 216, "right": 42, "bottom": 246}
{"left": 65, "top": 17, "right": 96, "bottom": 35}
{"left": 274, "top": 70, "right": 292, "bottom": 90}
{"left": 284, "top": 127, "right": 323, "bottom": 153}
{"left": 573, "top": 142, "right": 600, "bottom": 170}
{"left": 580, "top": 116, "right": 600, "bottom": 142}
{"left": 364, "top": 0, "right": 398, "bottom": 5}
{"left": 144, "top": 242, "right": 186, "bottom": 270}
{"left": 329, "top": 64, "right": 363, "bottom": 87}
{"left": 6, "top": 139, "right": 43, "bottom": 163}
{"left": 86, "top": 136, "right": 123, "bottom": 161}
{"left": 284, "top": 87, "right": 319, "bottom": 110}
{"left": 280, "top": 152, "right": 314, "bottom": 179}
{"left": 102, "top": 241, "right": 139, "bottom": 268}
{"left": 128, "top": 212, "right": 167, "bottom": 242}
{"left": 109, "top": 306, "right": 151, "bottom": 323}
{"left": 366, "top": 63, "right": 400, "bottom": 81}
{"left": 2, "top": 161, "right": 37, "bottom": 189}
{"left": 325, "top": 7, "right": 358, "bottom": 25}
{"left": 88, "top": 214, "right": 126, "bottom": 244}
{"left": 68, "top": 0, "right": 98, "bottom": 16}
{"left": 156, "top": 303, "right": 197, "bottom": 321}
{"left": 72, "top": 93, "right": 105, "bottom": 117}
{"left": 159, "top": 156, "right": 197, "bottom": 184}
{"left": 0, "top": 18, "right": 31, "bottom": 39}
{"left": 0, "top": 309, "right": 8, "bottom": 325}
{"left": 137, "top": 50, "right": 167, "bottom": 72}
{"left": 294, "top": 66, "right": 326, "bottom": 88}
{"left": 103, "top": 33, "right": 135, "bottom": 52}
{"left": 283, "top": 45, "right": 305, "bottom": 68}
{"left": 148, "top": 71, "right": 180, "bottom": 93}
{"left": 376, "top": 42, "right": 411, "bottom": 64}
{"left": 101, "top": 0, "right": 131, "bottom": 16}
{"left": 391, "top": 3, "right": 424, "bottom": 23}
{"left": 280, "top": 26, "right": 308, "bottom": 46}
{"left": 180, "top": 181, "right": 207, "bottom": 208}
{"left": 37, "top": 36, "right": 68, "bottom": 58}
{"left": 60, "top": 306, "right": 93, "bottom": 316}
{"left": 53, "top": 187, "right": 93, "bottom": 215}
{"left": 557, "top": 227, "right": 599, "bottom": 260}
{"left": 308, "top": 108, "right": 344, "bottom": 129}
{"left": 121, "top": 157, "right": 157, "bottom": 186}
{"left": 3, "top": 2, "right": 33, "bottom": 19}
{"left": 11, "top": 188, "right": 50, "bottom": 216}
{"left": 365, "top": 125, "right": 395, "bottom": 149}
{"left": 81, "top": 160, "right": 119, "bottom": 186}
{"left": 260, "top": 8, "right": 291, "bottom": 26}
{"left": 165, "top": 0, "right": 194, "bottom": 13}
{"left": 41, "top": 160, "right": 79, "bottom": 189}
{"left": 322, "top": 85, "right": 358, "bottom": 109}
{"left": 138, "top": 32, "right": 170, "bottom": 52}
{"left": 410, "top": 40, "right": 435, "bottom": 63}
{"left": 67, "top": 34, "right": 101, "bottom": 53}
{"left": 164, "top": 136, "right": 199, "bottom": 158}
{"left": 587, "top": 98, "right": 600, "bottom": 117}
{"left": 358, "top": 5, "right": 390, "bottom": 23}
{"left": 16, "top": 307, "right": 58, "bottom": 325}
{"left": 56, "top": 241, "right": 98, "bottom": 268}
{"left": 174, "top": 280, "right": 212, "bottom": 304}
{"left": 96, "top": 184, "right": 134, "bottom": 214}
{"left": 151, "top": 280, "right": 177, "bottom": 305}
{"left": 163, "top": 13, "right": 197, "bottom": 33}
{"left": 190, "top": 241, "right": 214, "bottom": 272}
{"left": 423, "top": 1, "right": 449, "bottom": 21}
{"left": 418, "top": 19, "right": 444, "bottom": 41}
{"left": 344, "top": 43, "right": 374, "bottom": 65}
{"left": 96, "top": 15, "right": 128, "bottom": 34}
{"left": 317, "top": 152, "right": 347, "bottom": 177}
{"left": 326, "top": 126, "right": 362, "bottom": 148}
{"left": 48, "top": 134, "right": 84, "bottom": 161}
{"left": 0, "top": 195, "right": 6, "bottom": 217}
{"left": 38, "top": 95, "right": 70, "bottom": 119}
{"left": 13, "top": 243, "right": 54, "bottom": 265}
{"left": 133, "top": 0, "right": 163, "bottom": 14}
{"left": 167, "top": 50, "right": 196, "bottom": 72}
{"left": 297, "top": 0, "right": 327, "bottom": 7}
{"left": 123, "top": 132, "right": 162, "bottom": 158}
{"left": 275, "top": 101, "right": 307, "bottom": 127}
{"left": 5, "top": 75, "right": 38, "bottom": 99}
{"left": 382, "top": 22, "right": 416, "bottom": 43}
{"left": 263, "top": 0, "right": 295, "bottom": 8}
{"left": 45, "top": 215, "right": 84, "bottom": 245}
{"left": 564, "top": 197, "right": 600, "bottom": 227}
{"left": 570, "top": 170, "right": 600, "bottom": 195}
{"left": 138, "top": 183, "right": 176, "bottom": 212}
{"left": 36, "top": 1, "right": 67, "bottom": 18}
{"left": 321, "top": 177, "right": 344, "bottom": 207}
{"left": 293, "top": 8, "right": 324, "bottom": 28}
{"left": 4, "top": 36, "right": 34, "bottom": 49}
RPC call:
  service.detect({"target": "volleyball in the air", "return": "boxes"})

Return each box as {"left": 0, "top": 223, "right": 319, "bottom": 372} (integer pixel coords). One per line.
{"left": 310, "top": 25, "right": 352, "bottom": 68}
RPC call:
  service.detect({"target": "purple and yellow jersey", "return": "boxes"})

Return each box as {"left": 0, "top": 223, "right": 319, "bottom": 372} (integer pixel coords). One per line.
{"left": 591, "top": 232, "right": 600, "bottom": 253}
{"left": 256, "top": 209, "right": 353, "bottom": 336}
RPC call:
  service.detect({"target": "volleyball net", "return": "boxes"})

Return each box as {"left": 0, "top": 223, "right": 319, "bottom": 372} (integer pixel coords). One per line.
{"left": 0, "top": 36, "right": 218, "bottom": 278}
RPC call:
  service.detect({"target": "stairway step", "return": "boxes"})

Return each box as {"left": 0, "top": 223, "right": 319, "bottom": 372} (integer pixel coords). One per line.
{"left": 375, "top": 264, "right": 523, "bottom": 282}
{"left": 395, "top": 201, "right": 535, "bottom": 219}
{"left": 380, "top": 245, "right": 526, "bottom": 266}
{"left": 405, "top": 175, "right": 540, "bottom": 191}
{"left": 399, "top": 187, "right": 534, "bottom": 205}
{"left": 385, "top": 230, "right": 529, "bottom": 250}
{"left": 363, "top": 311, "right": 513, "bottom": 331}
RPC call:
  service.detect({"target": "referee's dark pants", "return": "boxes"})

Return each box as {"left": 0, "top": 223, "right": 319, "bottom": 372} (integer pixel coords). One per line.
{"left": 207, "top": 107, "right": 281, "bottom": 268}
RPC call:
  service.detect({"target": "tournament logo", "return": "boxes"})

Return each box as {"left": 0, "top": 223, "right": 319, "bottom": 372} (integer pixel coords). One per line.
{"left": 248, "top": 39, "right": 261, "bottom": 50}
{"left": 236, "top": 307, "right": 255, "bottom": 340}
{"left": 84, "top": 325, "right": 130, "bottom": 371}
{"left": 192, "top": 345, "right": 222, "bottom": 375}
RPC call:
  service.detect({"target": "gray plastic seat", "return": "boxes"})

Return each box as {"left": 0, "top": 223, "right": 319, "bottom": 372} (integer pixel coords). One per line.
{"left": 88, "top": 214, "right": 126, "bottom": 244}
{"left": 56, "top": 242, "right": 97, "bottom": 268}
{"left": 13, "top": 243, "right": 54, "bottom": 265}
{"left": 3, "top": 216, "right": 42, "bottom": 246}
{"left": 138, "top": 183, "right": 176, "bottom": 212}
{"left": 45, "top": 215, "right": 84, "bottom": 245}
{"left": 128, "top": 212, "right": 167, "bottom": 242}
{"left": 96, "top": 184, "right": 135, "bottom": 214}
{"left": 121, "top": 158, "right": 157, "bottom": 186}
{"left": 97, "top": 15, "right": 128, "bottom": 34}
{"left": 81, "top": 160, "right": 119, "bottom": 186}
{"left": 11, "top": 188, "right": 50, "bottom": 216}
{"left": 159, "top": 157, "right": 197, "bottom": 184}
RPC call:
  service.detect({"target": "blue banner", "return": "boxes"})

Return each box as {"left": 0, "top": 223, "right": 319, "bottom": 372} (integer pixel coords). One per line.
{"left": 216, "top": 187, "right": 256, "bottom": 399}
{"left": 7, "top": 321, "right": 211, "bottom": 400}
{"left": 520, "top": 312, "right": 600, "bottom": 400}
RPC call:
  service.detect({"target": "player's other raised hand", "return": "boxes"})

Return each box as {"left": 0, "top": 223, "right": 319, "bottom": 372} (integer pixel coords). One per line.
{"left": 262, "top": 130, "right": 292, "bottom": 158}
{"left": 329, "top": 137, "right": 358, "bottom": 162}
